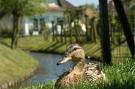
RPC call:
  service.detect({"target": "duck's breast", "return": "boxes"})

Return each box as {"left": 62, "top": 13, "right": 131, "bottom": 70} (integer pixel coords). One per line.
{"left": 55, "top": 71, "right": 83, "bottom": 88}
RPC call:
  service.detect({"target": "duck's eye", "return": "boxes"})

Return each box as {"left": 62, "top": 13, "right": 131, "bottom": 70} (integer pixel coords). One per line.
{"left": 73, "top": 48, "right": 78, "bottom": 51}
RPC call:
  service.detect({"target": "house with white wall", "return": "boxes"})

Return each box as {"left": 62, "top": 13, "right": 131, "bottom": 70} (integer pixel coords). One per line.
{"left": 23, "top": 0, "right": 76, "bottom": 36}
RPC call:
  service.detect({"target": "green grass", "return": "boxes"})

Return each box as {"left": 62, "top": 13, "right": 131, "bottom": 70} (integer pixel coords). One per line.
{"left": 1, "top": 36, "right": 102, "bottom": 57}
{"left": 0, "top": 43, "right": 38, "bottom": 85}
{"left": 1, "top": 36, "right": 132, "bottom": 63}
{"left": 20, "top": 59, "right": 135, "bottom": 89}
{"left": 0, "top": 36, "right": 134, "bottom": 89}
{"left": 1, "top": 36, "right": 133, "bottom": 89}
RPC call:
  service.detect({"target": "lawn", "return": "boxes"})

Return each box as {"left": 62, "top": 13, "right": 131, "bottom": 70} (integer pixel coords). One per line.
{"left": 0, "top": 36, "right": 134, "bottom": 89}
{"left": 0, "top": 43, "right": 38, "bottom": 86}
{"left": 20, "top": 59, "right": 135, "bottom": 89}
{"left": 1, "top": 36, "right": 102, "bottom": 57}
{"left": 1, "top": 35, "right": 131, "bottom": 63}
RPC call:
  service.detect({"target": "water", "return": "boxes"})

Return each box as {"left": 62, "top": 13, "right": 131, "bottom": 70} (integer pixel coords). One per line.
{"left": 22, "top": 52, "right": 73, "bottom": 86}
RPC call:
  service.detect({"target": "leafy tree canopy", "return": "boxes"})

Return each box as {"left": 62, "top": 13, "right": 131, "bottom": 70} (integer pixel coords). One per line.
{"left": 0, "top": 0, "right": 45, "bottom": 16}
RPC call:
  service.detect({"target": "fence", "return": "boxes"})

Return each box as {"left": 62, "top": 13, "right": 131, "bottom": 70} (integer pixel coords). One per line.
{"left": 110, "top": 13, "right": 135, "bottom": 62}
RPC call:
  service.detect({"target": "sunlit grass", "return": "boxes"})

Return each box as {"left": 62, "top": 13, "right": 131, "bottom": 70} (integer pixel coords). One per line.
{"left": 20, "top": 59, "right": 135, "bottom": 89}
{"left": 0, "top": 43, "right": 38, "bottom": 85}
{"left": 1, "top": 36, "right": 102, "bottom": 57}
{"left": 1, "top": 35, "right": 132, "bottom": 63}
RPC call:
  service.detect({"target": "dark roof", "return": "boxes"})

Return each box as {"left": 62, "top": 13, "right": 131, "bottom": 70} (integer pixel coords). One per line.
{"left": 57, "top": 0, "right": 76, "bottom": 10}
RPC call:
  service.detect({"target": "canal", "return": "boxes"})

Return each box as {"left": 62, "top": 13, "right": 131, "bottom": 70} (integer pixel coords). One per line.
{"left": 21, "top": 52, "right": 73, "bottom": 87}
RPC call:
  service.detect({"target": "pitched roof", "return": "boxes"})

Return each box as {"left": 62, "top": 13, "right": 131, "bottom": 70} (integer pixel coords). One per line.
{"left": 48, "top": 3, "right": 61, "bottom": 11}
{"left": 40, "top": 0, "right": 76, "bottom": 11}
{"left": 57, "top": 0, "right": 76, "bottom": 10}
{"left": 40, "top": 3, "right": 62, "bottom": 12}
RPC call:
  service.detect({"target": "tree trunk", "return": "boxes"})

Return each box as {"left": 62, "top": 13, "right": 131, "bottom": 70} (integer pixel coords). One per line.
{"left": 90, "top": 17, "right": 96, "bottom": 42}
{"left": 11, "top": 14, "right": 20, "bottom": 49}
{"left": 113, "top": 0, "right": 135, "bottom": 59}
{"left": 52, "top": 21, "right": 55, "bottom": 41}
{"left": 62, "top": 21, "right": 66, "bottom": 43}
{"left": 41, "top": 19, "right": 48, "bottom": 41}
{"left": 60, "top": 20, "right": 64, "bottom": 42}
{"left": 63, "top": 12, "right": 67, "bottom": 43}
{"left": 55, "top": 24, "right": 58, "bottom": 42}
{"left": 85, "top": 15, "right": 90, "bottom": 42}
{"left": 69, "top": 16, "right": 72, "bottom": 43}
{"left": 92, "top": 22, "right": 96, "bottom": 43}
{"left": 99, "top": 0, "right": 112, "bottom": 65}
{"left": 74, "top": 20, "right": 80, "bottom": 43}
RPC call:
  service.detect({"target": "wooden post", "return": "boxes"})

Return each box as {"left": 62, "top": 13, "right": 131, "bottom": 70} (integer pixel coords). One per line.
{"left": 99, "top": 0, "right": 112, "bottom": 65}
{"left": 113, "top": 0, "right": 135, "bottom": 59}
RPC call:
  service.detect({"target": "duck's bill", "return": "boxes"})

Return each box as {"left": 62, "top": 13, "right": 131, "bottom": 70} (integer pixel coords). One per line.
{"left": 57, "top": 56, "right": 72, "bottom": 65}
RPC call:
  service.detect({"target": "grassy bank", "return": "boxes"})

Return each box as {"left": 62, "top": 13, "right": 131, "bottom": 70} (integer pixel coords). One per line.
{"left": 1, "top": 36, "right": 131, "bottom": 62}
{"left": 1, "top": 36, "right": 102, "bottom": 56}
{"left": 1, "top": 36, "right": 134, "bottom": 89}
{"left": 0, "top": 43, "right": 38, "bottom": 86}
{"left": 20, "top": 59, "right": 135, "bottom": 89}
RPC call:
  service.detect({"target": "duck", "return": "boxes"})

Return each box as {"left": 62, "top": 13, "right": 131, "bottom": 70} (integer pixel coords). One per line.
{"left": 55, "top": 44, "right": 106, "bottom": 89}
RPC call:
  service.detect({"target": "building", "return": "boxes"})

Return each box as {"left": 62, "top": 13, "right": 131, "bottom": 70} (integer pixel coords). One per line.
{"left": 23, "top": 0, "right": 76, "bottom": 36}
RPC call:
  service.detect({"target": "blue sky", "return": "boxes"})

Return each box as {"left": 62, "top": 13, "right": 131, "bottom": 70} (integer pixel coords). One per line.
{"left": 67, "top": 0, "right": 99, "bottom": 6}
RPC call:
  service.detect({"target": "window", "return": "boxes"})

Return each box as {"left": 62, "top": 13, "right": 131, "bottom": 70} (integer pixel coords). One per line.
{"left": 45, "top": 16, "right": 50, "bottom": 22}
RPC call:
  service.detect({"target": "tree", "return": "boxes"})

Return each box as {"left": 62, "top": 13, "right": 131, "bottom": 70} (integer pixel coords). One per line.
{"left": 0, "top": 0, "right": 44, "bottom": 49}
{"left": 99, "top": 0, "right": 112, "bottom": 65}
{"left": 67, "top": 10, "right": 73, "bottom": 43}
{"left": 74, "top": 19, "right": 81, "bottom": 43}
{"left": 90, "top": 17, "right": 97, "bottom": 42}
{"left": 52, "top": 21, "right": 55, "bottom": 41}
{"left": 113, "top": 0, "right": 135, "bottom": 59}
{"left": 40, "top": 18, "right": 48, "bottom": 40}
{"left": 85, "top": 15, "right": 90, "bottom": 42}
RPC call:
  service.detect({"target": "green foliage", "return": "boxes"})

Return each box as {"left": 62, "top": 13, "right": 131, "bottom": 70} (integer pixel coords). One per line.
{"left": 0, "top": 0, "right": 45, "bottom": 16}
{"left": 103, "top": 60, "right": 135, "bottom": 89}
{"left": 20, "top": 81, "right": 55, "bottom": 89}
{"left": 0, "top": 43, "right": 38, "bottom": 84}
{"left": 122, "top": 0, "right": 135, "bottom": 12}
{"left": 21, "top": 60, "right": 135, "bottom": 89}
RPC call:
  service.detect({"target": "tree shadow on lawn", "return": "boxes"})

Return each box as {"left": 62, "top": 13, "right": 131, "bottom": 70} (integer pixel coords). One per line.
{"left": 0, "top": 40, "right": 11, "bottom": 48}
{"left": 44, "top": 42, "right": 66, "bottom": 53}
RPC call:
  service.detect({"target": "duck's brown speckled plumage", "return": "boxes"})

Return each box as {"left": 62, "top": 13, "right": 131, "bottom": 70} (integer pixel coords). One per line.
{"left": 55, "top": 44, "right": 106, "bottom": 89}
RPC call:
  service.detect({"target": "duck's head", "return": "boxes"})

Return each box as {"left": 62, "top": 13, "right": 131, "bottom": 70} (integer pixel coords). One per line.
{"left": 57, "top": 44, "right": 85, "bottom": 65}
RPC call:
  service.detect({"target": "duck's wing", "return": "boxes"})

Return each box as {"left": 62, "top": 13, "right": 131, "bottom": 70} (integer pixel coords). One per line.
{"left": 84, "top": 63, "right": 106, "bottom": 81}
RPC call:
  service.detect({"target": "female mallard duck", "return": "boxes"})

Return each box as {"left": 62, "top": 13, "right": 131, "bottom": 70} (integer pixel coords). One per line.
{"left": 55, "top": 44, "right": 106, "bottom": 88}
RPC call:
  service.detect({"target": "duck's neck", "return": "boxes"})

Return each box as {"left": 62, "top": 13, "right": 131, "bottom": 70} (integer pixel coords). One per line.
{"left": 72, "top": 60, "right": 85, "bottom": 72}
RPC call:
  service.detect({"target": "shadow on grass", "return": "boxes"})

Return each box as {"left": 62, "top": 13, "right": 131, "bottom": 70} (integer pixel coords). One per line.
{"left": 0, "top": 40, "right": 11, "bottom": 48}
{"left": 43, "top": 42, "right": 66, "bottom": 53}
